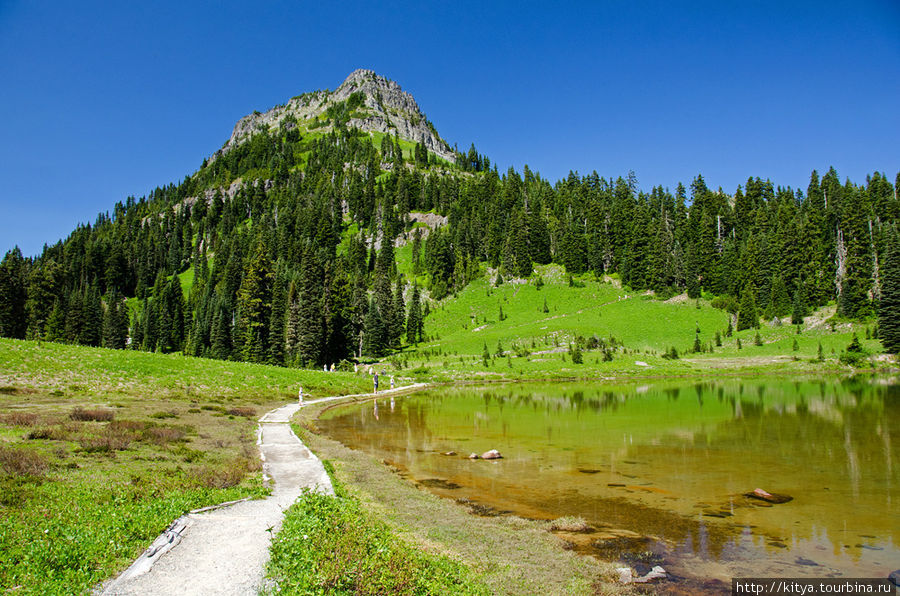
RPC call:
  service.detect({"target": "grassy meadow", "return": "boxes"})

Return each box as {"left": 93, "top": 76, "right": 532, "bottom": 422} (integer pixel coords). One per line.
{"left": 391, "top": 264, "right": 889, "bottom": 382}
{"left": 0, "top": 263, "right": 893, "bottom": 594}
{"left": 0, "top": 340, "right": 369, "bottom": 594}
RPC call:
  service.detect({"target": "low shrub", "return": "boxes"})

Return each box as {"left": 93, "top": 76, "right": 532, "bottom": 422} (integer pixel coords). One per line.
{"left": 146, "top": 426, "right": 186, "bottom": 445}
{"left": 26, "top": 423, "right": 75, "bottom": 441}
{"left": 191, "top": 452, "right": 258, "bottom": 489}
{"left": 150, "top": 411, "right": 178, "bottom": 419}
{"left": 78, "top": 435, "right": 130, "bottom": 453}
{"left": 1, "top": 412, "right": 38, "bottom": 427}
{"left": 109, "top": 420, "right": 147, "bottom": 432}
{"left": 70, "top": 407, "right": 115, "bottom": 422}
{"left": 226, "top": 407, "right": 257, "bottom": 418}
{"left": 0, "top": 446, "right": 49, "bottom": 476}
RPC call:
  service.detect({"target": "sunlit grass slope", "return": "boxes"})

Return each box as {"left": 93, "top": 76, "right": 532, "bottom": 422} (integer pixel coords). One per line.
{"left": 0, "top": 339, "right": 370, "bottom": 594}
{"left": 399, "top": 264, "right": 887, "bottom": 380}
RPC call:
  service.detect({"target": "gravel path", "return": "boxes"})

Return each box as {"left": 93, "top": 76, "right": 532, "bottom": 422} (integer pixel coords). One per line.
{"left": 98, "top": 402, "right": 331, "bottom": 595}
{"left": 98, "top": 385, "right": 426, "bottom": 595}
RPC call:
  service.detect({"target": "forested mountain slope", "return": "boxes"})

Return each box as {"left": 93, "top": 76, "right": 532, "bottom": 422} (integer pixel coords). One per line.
{"left": 0, "top": 70, "right": 897, "bottom": 366}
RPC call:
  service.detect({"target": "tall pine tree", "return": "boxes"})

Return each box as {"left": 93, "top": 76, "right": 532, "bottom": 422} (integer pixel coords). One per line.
{"left": 737, "top": 282, "right": 759, "bottom": 331}
{"left": 237, "top": 242, "right": 275, "bottom": 363}
{"left": 878, "top": 231, "right": 900, "bottom": 353}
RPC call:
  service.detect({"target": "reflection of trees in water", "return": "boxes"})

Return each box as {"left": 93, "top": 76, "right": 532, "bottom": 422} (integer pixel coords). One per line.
{"left": 701, "top": 383, "right": 899, "bottom": 547}
{"left": 324, "top": 378, "right": 899, "bottom": 563}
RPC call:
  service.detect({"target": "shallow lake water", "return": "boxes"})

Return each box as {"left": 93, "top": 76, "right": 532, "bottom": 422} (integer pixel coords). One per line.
{"left": 318, "top": 377, "right": 899, "bottom": 589}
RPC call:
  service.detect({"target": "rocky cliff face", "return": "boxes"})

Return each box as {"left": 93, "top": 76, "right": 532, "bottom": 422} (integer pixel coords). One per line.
{"left": 220, "top": 69, "right": 455, "bottom": 162}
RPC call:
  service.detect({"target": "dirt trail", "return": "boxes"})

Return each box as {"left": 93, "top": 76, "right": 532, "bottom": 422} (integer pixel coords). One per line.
{"left": 99, "top": 385, "right": 424, "bottom": 595}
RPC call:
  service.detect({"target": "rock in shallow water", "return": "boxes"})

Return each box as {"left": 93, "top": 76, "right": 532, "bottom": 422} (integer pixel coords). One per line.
{"left": 746, "top": 487, "right": 793, "bottom": 504}
{"left": 889, "top": 570, "right": 900, "bottom": 587}
{"left": 481, "top": 449, "right": 502, "bottom": 459}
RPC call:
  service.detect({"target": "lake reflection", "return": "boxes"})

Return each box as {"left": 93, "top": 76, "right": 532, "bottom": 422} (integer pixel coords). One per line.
{"left": 318, "top": 378, "right": 899, "bottom": 584}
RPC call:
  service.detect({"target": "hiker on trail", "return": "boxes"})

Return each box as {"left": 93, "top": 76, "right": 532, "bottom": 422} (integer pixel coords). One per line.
{"left": 390, "top": 375, "right": 395, "bottom": 390}
{"left": 373, "top": 371, "right": 379, "bottom": 394}
{"left": 324, "top": 364, "right": 327, "bottom": 372}
{"left": 298, "top": 386, "right": 303, "bottom": 405}
{"left": 330, "top": 363, "right": 335, "bottom": 372}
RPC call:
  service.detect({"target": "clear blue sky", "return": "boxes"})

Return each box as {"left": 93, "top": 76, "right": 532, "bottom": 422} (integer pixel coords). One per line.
{"left": 1, "top": 1, "right": 898, "bottom": 257}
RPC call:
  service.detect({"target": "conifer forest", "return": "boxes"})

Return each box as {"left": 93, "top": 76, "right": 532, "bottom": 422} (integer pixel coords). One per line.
{"left": 1, "top": 105, "right": 898, "bottom": 364}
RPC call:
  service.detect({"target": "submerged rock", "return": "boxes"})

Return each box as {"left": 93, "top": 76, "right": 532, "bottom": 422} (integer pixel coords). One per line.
{"left": 481, "top": 449, "right": 502, "bottom": 459}
{"left": 746, "top": 488, "right": 793, "bottom": 504}
{"left": 419, "top": 478, "right": 461, "bottom": 490}
{"left": 616, "top": 565, "right": 667, "bottom": 584}
{"left": 468, "top": 453, "right": 480, "bottom": 459}
{"left": 442, "top": 451, "right": 457, "bottom": 456}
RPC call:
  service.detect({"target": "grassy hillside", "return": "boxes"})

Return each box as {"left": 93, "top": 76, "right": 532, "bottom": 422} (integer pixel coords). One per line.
{"left": 0, "top": 271, "right": 891, "bottom": 593}
{"left": 0, "top": 340, "right": 369, "bottom": 594}
{"left": 396, "top": 264, "right": 889, "bottom": 381}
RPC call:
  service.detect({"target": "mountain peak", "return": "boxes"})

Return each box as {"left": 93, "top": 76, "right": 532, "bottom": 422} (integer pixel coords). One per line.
{"left": 220, "top": 70, "right": 454, "bottom": 162}
{"left": 339, "top": 68, "right": 378, "bottom": 86}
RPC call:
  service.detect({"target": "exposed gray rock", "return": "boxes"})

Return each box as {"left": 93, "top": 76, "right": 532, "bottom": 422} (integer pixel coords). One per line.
{"left": 217, "top": 69, "right": 455, "bottom": 163}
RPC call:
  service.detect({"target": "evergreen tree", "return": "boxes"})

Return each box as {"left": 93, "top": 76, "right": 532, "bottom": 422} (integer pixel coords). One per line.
{"left": 411, "top": 229, "right": 423, "bottom": 276}
{"left": 391, "top": 276, "right": 405, "bottom": 349}
{"left": 298, "top": 250, "right": 324, "bottom": 366}
{"left": 560, "top": 220, "right": 588, "bottom": 274}
{"left": 237, "top": 243, "right": 274, "bottom": 362}
{"left": 737, "top": 282, "right": 759, "bottom": 331}
{"left": 158, "top": 276, "right": 187, "bottom": 353}
{"left": 768, "top": 276, "right": 790, "bottom": 318}
{"left": 25, "top": 259, "right": 64, "bottom": 339}
{"left": 878, "top": 232, "right": 900, "bottom": 353}
{"left": 406, "top": 282, "right": 423, "bottom": 345}
{"left": 571, "top": 342, "right": 583, "bottom": 364}
{"left": 0, "top": 248, "right": 27, "bottom": 339}
{"left": 64, "top": 289, "right": 84, "bottom": 344}
{"left": 102, "top": 289, "right": 129, "bottom": 349}
{"left": 267, "top": 266, "right": 288, "bottom": 365}
{"left": 45, "top": 299, "right": 66, "bottom": 342}
{"left": 210, "top": 295, "right": 233, "bottom": 360}
{"left": 80, "top": 283, "right": 103, "bottom": 347}
{"left": 791, "top": 287, "right": 808, "bottom": 325}
{"left": 284, "top": 280, "right": 301, "bottom": 364}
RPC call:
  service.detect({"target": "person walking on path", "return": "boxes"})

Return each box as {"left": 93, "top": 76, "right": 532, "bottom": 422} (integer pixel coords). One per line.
{"left": 297, "top": 386, "right": 303, "bottom": 405}
{"left": 373, "top": 371, "right": 379, "bottom": 394}
{"left": 390, "top": 375, "right": 395, "bottom": 390}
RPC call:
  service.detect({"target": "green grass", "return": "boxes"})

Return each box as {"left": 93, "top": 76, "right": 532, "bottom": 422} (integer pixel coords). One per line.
{"left": 267, "top": 490, "right": 489, "bottom": 595}
{"left": 392, "top": 264, "right": 890, "bottom": 382}
{"left": 0, "top": 268, "right": 891, "bottom": 593}
{"left": 177, "top": 266, "right": 195, "bottom": 297}
{"left": 0, "top": 339, "right": 372, "bottom": 594}
{"left": 0, "top": 339, "right": 370, "bottom": 401}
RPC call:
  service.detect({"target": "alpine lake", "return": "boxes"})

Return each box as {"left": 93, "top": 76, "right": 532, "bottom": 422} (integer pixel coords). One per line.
{"left": 317, "top": 377, "right": 899, "bottom": 591}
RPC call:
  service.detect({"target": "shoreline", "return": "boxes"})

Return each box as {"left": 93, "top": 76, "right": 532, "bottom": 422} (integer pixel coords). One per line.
{"left": 298, "top": 372, "right": 896, "bottom": 594}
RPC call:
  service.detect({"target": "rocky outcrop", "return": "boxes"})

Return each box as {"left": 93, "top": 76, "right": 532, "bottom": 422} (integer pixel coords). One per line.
{"left": 218, "top": 69, "right": 455, "bottom": 163}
